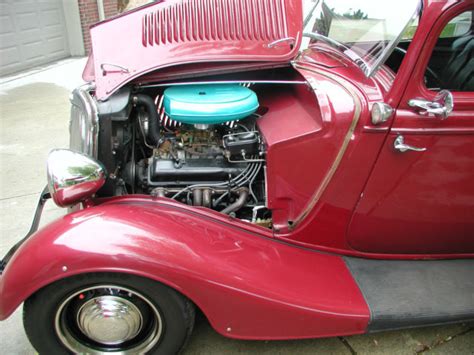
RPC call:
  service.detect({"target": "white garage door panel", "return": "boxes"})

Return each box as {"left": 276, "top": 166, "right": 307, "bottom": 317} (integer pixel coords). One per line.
{"left": 0, "top": 0, "right": 70, "bottom": 76}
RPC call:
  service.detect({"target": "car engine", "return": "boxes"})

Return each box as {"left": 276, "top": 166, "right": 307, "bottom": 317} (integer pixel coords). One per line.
{"left": 99, "top": 84, "right": 270, "bottom": 225}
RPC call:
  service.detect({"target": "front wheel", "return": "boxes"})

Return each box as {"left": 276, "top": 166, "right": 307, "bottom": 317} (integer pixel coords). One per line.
{"left": 24, "top": 273, "right": 195, "bottom": 354}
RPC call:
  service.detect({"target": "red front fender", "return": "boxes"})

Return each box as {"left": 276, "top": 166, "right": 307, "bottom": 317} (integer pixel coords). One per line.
{"left": 0, "top": 197, "right": 369, "bottom": 339}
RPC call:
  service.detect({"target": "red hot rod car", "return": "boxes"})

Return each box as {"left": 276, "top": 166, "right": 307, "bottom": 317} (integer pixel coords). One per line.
{"left": 1, "top": 0, "right": 473, "bottom": 353}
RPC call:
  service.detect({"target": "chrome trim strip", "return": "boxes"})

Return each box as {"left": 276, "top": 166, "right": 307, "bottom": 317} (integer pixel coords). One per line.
{"left": 303, "top": 32, "right": 370, "bottom": 76}
{"left": 363, "top": 125, "right": 389, "bottom": 132}
{"left": 138, "top": 80, "right": 309, "bottom": 88}
{"left": 69, "top": 83, "right": 99, "bottom": 158}
{"left": 266, "top": 37, "right": 296, "bottom": 48}
{"left": 289, "top": 63, "right": 363, "bottom": 230}
{"left": 393, "top": 127, "right": 474, "bottom": 135}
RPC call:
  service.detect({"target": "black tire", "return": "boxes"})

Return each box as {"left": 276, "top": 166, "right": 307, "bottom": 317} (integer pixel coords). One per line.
{"left": 23, "top": 272, "right": 195, "bottom": 354}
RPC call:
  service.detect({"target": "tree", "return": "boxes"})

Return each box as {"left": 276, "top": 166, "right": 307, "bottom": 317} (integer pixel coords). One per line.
{"left": 343, "top": 9, "right": 369, "bottom": 20}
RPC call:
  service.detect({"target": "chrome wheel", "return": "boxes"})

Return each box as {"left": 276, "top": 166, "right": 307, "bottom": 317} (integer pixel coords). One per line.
{"left": 76, "top": 295, "right": 142, "bottom": 345}
{"left": 54, "top": 285, "right": 163, "bottom": 354}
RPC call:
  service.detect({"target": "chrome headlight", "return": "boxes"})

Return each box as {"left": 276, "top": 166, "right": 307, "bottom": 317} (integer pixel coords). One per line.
{"left": 47, "top": 149, "right": 106, "bottom": 207}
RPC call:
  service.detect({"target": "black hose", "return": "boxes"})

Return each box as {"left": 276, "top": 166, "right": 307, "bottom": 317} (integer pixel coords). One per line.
{"left": 133, "top": 94, "right": 160, "bottom": 146}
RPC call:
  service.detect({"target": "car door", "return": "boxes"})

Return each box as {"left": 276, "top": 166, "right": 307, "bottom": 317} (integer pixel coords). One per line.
{"left": 348, "top": 6, "right": 474, "bottom": 255}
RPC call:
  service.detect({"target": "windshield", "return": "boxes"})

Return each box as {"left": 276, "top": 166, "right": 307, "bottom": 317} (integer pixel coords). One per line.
{"left": 302, "top": 0, "right": 422, "bottom": 76}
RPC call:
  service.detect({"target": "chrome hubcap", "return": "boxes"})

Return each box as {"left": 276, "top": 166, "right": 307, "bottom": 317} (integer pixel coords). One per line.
{"left": 55, "top": 285, "right": 163, "bottom": 354}
{"left": 77, "top": 296, "right": 143, "bottom": 345}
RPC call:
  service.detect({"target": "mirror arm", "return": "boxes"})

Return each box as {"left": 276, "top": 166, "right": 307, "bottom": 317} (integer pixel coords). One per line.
{"left": 408, "top": 90, "right": 453, "bottom": 120}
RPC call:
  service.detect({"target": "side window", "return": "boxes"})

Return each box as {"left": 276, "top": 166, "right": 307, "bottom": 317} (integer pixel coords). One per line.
{"left": 440, "top": 11, "right": 472, "bottom": 38}
{"left": 425, "top": 10, "right": 473, "bottom": 92}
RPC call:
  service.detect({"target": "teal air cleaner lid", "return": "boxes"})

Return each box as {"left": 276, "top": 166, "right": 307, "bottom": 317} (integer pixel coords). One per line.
{"left": 163, "top": 84, "right": 259, "bottom": 125}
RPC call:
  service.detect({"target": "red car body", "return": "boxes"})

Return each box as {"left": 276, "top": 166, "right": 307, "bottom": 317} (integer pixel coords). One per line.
{"left": 1, "top": 0, "right": 473, "bottom": 346}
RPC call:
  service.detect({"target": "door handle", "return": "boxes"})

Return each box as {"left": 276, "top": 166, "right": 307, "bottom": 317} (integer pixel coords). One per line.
{"left": 394, "top": 135, "right": 427, "bottom": 153}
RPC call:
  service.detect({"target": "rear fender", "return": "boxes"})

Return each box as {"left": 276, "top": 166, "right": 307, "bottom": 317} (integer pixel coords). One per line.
{"left": 0, "top": 197, "right": 369, "bottom": 339}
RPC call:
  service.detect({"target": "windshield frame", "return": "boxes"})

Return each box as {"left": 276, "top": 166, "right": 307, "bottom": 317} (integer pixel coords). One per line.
{"left": 366, "top": 2, "right": 423, "bottom": 77}
{"left": 302, "top": 0, "right": 423, "bottom": 77}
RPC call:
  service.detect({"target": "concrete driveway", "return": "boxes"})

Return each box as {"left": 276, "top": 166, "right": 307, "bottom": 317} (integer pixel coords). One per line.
{"left": 0, "top": 59, "right": 472, "bottom": 354}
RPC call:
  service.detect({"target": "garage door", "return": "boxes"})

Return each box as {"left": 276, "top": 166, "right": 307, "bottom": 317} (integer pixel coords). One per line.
{"left": 0, "top": 0, "right": 70, "bottom": 76}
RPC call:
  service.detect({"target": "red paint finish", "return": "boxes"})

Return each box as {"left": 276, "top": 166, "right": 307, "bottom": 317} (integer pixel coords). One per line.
{"left": 349, "top": 132, "right": 474, "bottom": 254}
{"left": 267, "top": 0, "right": 474, "bottom": 258}
{"left": 82, "top": 54, "right": 95, "bottom": 82}
{"left": 89, "top": 0, "right": 303, "bottom": 100}
{"left": 141, "top": 0, "right": 290, "bottom": 47}
{"left": 348, "top": 0, "right": 474, "bottom": 254}
{"left": 0, "top": 197, "right": 369, "bottom": 338}
{"left": 263, "top": 59, "right": 384, "bottom": 249}
{"left": 256, "top": 51, "right": 391, "bottom": 234}
{"left": 257, "top": 82, "right": 325, "bottom": 230}
{"left": 3, "top": 0, "right": 474, "bottom": 343}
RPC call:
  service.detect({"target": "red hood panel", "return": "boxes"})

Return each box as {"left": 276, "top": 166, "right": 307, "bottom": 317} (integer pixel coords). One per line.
{"left": 90, "top": 0, "right": 303, "bottom": 100}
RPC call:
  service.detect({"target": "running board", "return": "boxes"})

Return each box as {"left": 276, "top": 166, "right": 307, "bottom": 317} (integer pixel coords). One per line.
{"left": 344, "top": 258, "right": 474, "bottom": 332}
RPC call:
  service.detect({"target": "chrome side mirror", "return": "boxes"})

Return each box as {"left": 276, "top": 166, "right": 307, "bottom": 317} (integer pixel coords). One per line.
{"left": 408, "top": 90, "right": 454, "bottom": 120}
{"left": 47, "top": 149, "right": 106, "bottom": 207}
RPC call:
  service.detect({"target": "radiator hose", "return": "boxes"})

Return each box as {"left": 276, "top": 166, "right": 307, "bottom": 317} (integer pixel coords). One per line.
{"left": 133, "top": 94, "right": 160, "bottom": 146}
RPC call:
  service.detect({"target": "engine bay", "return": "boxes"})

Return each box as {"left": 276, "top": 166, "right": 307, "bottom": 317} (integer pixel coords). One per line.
{"left": 97, "top": 82, "right": 271, "bottom": 226}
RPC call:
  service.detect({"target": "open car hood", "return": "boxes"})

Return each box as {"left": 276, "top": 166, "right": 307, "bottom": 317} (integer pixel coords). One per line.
{"left": 88, "top": 0, "right": 303, "bottom": 100}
